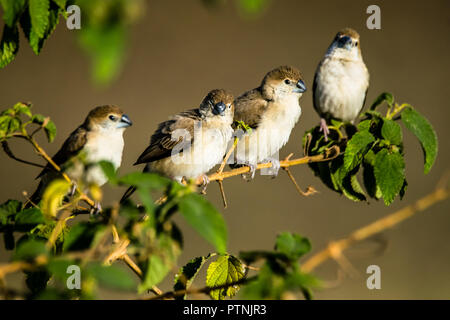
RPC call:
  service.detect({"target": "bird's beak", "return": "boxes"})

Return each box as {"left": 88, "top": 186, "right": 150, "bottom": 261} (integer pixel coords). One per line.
{"left": 338, "top": 35, "right": 353, "bottom": 50}
{"left": 212, "top": 102, "right": 226, "bottom": 116}
{"left": 293, "top": 79, "right": 307, "bottom": 93}
{"left": 118, "top": 114, "right": 133, "bottom": 128}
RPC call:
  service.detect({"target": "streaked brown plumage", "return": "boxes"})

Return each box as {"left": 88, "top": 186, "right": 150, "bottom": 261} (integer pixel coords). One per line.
{"left": 121, "top": 89, "right": 234, "bottom": 202}
{"left": 232, "top": 66, "right": 306, "bottom": 178}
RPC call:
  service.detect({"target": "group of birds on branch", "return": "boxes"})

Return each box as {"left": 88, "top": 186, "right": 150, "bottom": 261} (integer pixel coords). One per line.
{"left": 28, "top": 28, "right": 369, "bottom": 209}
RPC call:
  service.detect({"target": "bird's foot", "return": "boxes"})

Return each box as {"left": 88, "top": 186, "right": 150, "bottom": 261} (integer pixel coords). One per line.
{"left": 68, "top": 182, "right": 78, "bottom": 197}
{"left": 319, "top": 118, "right": 330, "bottom": 142}
{"left": 200, "top": 174, "right": 210, "bottom": 194}
{"left": 242, "top": 162, "right": 257, "bottom": 181}
{"left": 90, "top": 201, "right": 102, "bottom": 216}
{"left": 263, "top": 157, "right": 281, "bottom": 178}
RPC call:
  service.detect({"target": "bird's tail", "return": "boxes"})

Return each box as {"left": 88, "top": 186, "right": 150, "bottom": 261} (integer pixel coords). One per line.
{"left": 120, "top": 185, "right": 137, "bottom": 204}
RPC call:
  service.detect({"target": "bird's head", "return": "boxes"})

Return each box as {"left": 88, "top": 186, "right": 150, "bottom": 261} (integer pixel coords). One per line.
{"left": 84, "top": 105, "right": 132, "bottom": 132}
{"left": 261, "top": 65, "right": 306, "bottom": 100}
{"left": 199, "top": 89, "right": 234, "bottom": 121}
{"left": 327, "top": 28, "right": 361, "bottom": 59}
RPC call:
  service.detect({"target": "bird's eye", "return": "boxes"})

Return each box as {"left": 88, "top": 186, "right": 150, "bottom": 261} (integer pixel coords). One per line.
{"left": 284, "top": 79, "right": 291, "bottom": 85}
{"left": 109, "top": 115, "right": 117, "bottom": 121}
{"left": 355, "top": 41, "right": 358, "bottom": 47}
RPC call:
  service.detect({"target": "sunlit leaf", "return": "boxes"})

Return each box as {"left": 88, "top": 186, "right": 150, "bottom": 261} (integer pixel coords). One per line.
{"left": 206, "top": 255, "right": 245, "bottom": 300}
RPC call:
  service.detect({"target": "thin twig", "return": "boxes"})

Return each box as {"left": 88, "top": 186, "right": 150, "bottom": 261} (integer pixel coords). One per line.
{"left": 1, "top": 141, "right": 46, "bottom": 169}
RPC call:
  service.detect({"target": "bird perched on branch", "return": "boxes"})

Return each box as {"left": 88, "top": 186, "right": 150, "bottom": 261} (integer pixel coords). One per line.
{"left": 313, "top": 28, "right": 369, "bottom": 141}
{"left": 121, "top": 89, "right": 234, "bottom": 202}
{"left": 232, "top": 65, "right": 306, "bottom": 178}
{"left": 29, "top": 105, "right": 132, "bottom": 209}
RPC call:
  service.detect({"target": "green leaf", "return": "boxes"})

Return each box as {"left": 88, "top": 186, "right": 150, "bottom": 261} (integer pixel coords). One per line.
{"left": 15, "top": 208, "right": 45, "bottom": 227}
{"left": 174, "top": 255, "right": 211, "bottom": 299}
{"left": 14, "top": 239, "right": 47, "bottom": 261}
{"left": 0, "top": 199, "right": 22, "bottom": 215}
{"left": 52, "top": 0, "right": 66, "bottom": 10}
{"left": 381, "top": 119, "right": 402, "bottom": 145}
{"left": 357, "top": 119, "right": 371, "bottom": 132}
{"left": 47, "top": 258, "right": 74, "bottom": 282}
{"left": 119, "top": 172, "right": 170, "bottom": 190}
{"left": 0, "top": 0, "right": 26, "bottom": 27}
{"left": 29, "top": 0, "right": 50, "bottom": 38}
{"left": 237, "top": 0, "right": 269, "bottom": 16}
{"left": 78, "top": 25, "right": 126, "bottom": 85}
{"left": 139, "top": 255, "right": 170, "bottom": 293}
{"left": 206, "top": 255, "right": 245, "bottom": 300}
{"left": 44, "top": 119, "right": 56, "bottom": 142}
{"left": 13, "top": 102, "right": 32, "bottom": 117}
{"left": 98, "top": 160, "right": 117, "bottom": 183}
{"left": 374, "top": 149, "right": 405, "bottom": 205}
{"left": 341, "top": 173, "right": 366, "bottom": 202}
{"left": 179, "top": 193, "right": 227, "bottom": 254}
{"left": 275, "top": 232, "right": 311, "bottom": 260}
{"left": 87, "top": 263, "right": 136, "bottom": 291}
{"left": 31, "top": 114, "right": 45, "bottom": 125}
{"left": 370, "top": 92, "right": 394, "bottom": 110}
{"left": 0, "top": 24, "right": 19, "bottom": 68}
{"left": 63, "top": 222, "right": 106, "bottom": 251}
{"left": 343, "top": 130, "right": 375, "bottom": 173}
{"left": 401, "top": 107, "right": 438, "bottom": 174}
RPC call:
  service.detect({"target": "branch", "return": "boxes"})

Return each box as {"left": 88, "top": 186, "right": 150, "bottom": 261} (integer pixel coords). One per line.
{"left": 301, "top": 178, "right": 449, "bottom": 273}
{"left": 1, "top": 141, "right": 46, "bottom": 169}
{"left": 146, "top": 275, "right": 257, "bottom": 300}
{"left": 198, "top": 145, "right": 340, "bottom": 184}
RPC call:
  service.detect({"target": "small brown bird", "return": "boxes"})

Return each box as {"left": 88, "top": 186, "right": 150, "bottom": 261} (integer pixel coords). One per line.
{"left": 29, "top": 105, "right": 132, "bottom": 207}
{"left": 313, "top": 28, "right": 369, "bottom": 140}
{"left": 121, "top": 89, "right": 234, "bottom": 202}
{"left": 232, "top": 66, "right": 306, "bottom": 178}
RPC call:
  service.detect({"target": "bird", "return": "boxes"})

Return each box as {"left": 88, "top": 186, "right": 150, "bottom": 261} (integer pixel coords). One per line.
{"left": 121, "top": 89, "right": 234, "bottom": 202}
{"left": 28, "top": 105, "right": 132, "bottom": 209}
{"left": 313, "top": 27, "right": 369, "bottom": 141}
{"left": 231, "top": 65, "right": 306, "bottom": 179}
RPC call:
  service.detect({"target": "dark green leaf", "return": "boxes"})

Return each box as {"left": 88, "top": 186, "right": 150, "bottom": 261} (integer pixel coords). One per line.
{"left": 174, "top": 255, "right": 210, "bottom": 299}
{"left": 401, "top": 107, "right": 438, "bottom": 174}
{"left": 343, "top": 130, "right": 375, "bottom": 173}
{"left": 0, "top": 0, "right": 26, "bottom": 27}
{"left": 47, "top": 258, "right": 74, "bottom": 282}
{"left": 381, "top": 119, "right": 402, "bottom": 145}
{"left": 179, "top": 193, "right": 227, "bottom": 254}
{"left": 275, "top": 232, "right": 311, "bottom": 260}
{"left": 52, "top": 0, "right": 66, "bottom": 10}
{"left": 370, "top": 92, "right": 394, "bottom": 110}
{"left": 0, "top": 24, "right": 19, "bottom": 68}
{"left": 374, "top": 148, "right": 405, "bottom": 205}
{"left": 206, "top": 255, "right": 245, "bottom": 300}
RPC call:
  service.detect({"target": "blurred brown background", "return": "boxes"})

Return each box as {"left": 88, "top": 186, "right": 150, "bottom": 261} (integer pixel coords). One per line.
{"left": 1, "top": 0, "right": 449, "bottom": 299}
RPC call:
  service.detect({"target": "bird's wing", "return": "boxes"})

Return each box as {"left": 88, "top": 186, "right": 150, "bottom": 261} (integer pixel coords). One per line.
{"left": 134, "top": 110, "right": 198, "bottom": 164}
{"left": 233, "top": 88, "right": 269, "bottom": 129}
{"left": 36, "top": 126, "right": 88, "bottom": 179}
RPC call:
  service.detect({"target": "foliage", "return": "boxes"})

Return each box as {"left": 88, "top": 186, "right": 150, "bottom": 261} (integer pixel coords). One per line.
{"left": 303, "top": 92, "right": 438, "bottom": 205}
